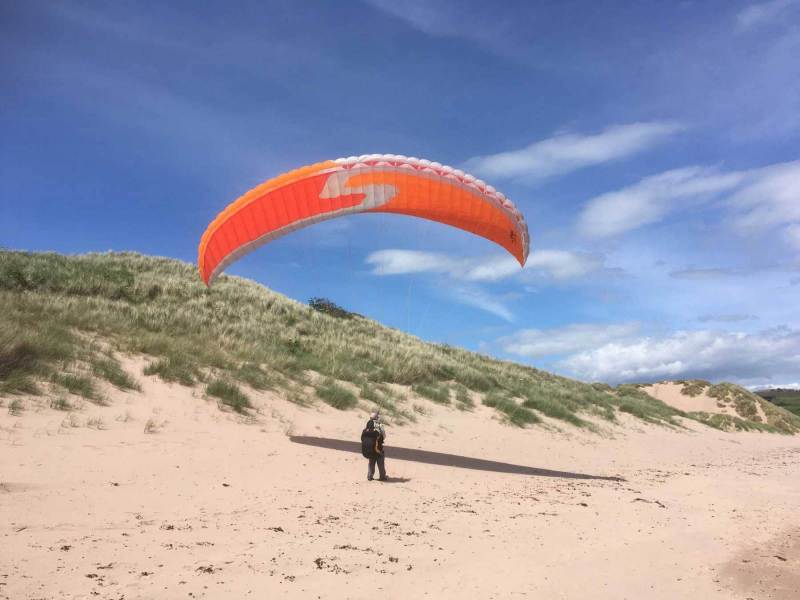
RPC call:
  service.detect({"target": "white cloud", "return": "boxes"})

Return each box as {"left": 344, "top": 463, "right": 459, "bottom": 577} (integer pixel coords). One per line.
{"left": 697, "top": 314, "right": 758, "bottom": 323}
{"left": 736, "top": 0, "right": 798, "bottom": 31}
{"left": 577, "top": 159, "right": 800, "bottom": 246}
{"left": 559, "top": 327, "right": 800, "bottom": 384}
{"left": 362, "top": 0, "right": 463, "bottom": 37}
{"left": 524, "top": 250, "right": 604, "bottom": 280}
{"left": 749, "top": 382, "right": 800, "bottom": 390}
{"left": 365, "top": 249, "right": 608, "bottom": 321}
{"left": 499, "top": 323, "right": 640, "bottom": 358}
{"left": 464, "top": 122, "right": 683, "bottom": 182}
{"left": 577, "top": 167, "right": 744, "bottom": 238}
{"left": 784, "top": 224, "right": 800, "bottom": 251}
{"left": 361, "top": 0, "right": 523, "bottom": 62}
{"left": 448, "top": 286, "right": 515, "bottom": 321}
{"left": 366, "top": 250, "right": 457, "bottom": 276}
{"left": 727, "top": 160, "right": 800, "bottom": 234}
{"left": 669, "top": 267, "right": 739, "bottom": 280}
{"left": 366, "top": 249, "right": 605, "bottom": 282}
{"left": 458, "top": 255, "right": 521, "bottom": 281}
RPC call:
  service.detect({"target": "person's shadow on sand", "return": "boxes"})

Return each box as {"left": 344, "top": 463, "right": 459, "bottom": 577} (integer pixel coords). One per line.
{"left": 290, "top": 436, "right": 624, "bottom": 482}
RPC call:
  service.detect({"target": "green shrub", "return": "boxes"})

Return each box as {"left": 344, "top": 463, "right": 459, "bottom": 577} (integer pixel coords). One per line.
{"left": 309, "top": 297, "right": 356, "bottom": 319}
{"left": 522, "top": 394, "right": 585, "bottom": 427}
{"left": 8, "top": 398, "right": 24, "bottom": 416}
{"left": 207, "top": 379, "right": 252, "bottom": 413}
{"left": 412, "top": 382, "right": 450, "bottom": 404}
{"left": 453, "top": 384, "right": 474, "bottom": 410}
{"left": 236, "top": 362, "right": 275, "bottom": 391}
{"left": 680, "top": 380, "right": 710, "bottom": 397}
{"left": 613, "top": 384, "right": 681, "bottom": 425}
{"left": 316, "top": 379, "right": 358, "bottom": 410}
{"left": 688, "top": 411, "right": 777, "bottom": 433}
{"left": 51, "top": 372, "right": 100, "bottom": 402}
{"left": 143, "top": 356, "right": 198, "bottom": 386}
{"left": 483, "top": 392, "right": 540, "bottom": 427}
{"left": 92, "top": 357, "right": 140, "bottom": 391}
{"left": 50, "top": 395, "right": 72, "bottom": 411}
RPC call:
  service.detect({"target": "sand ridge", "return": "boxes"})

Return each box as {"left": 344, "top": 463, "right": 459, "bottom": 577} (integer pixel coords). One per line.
{"left": 642, "top": 382, "right": 736, "bottom": 415}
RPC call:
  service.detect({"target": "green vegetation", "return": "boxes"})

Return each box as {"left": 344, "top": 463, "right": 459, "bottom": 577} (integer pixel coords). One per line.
{"left": 206, "top": 378, "right": 252, "bottom": 413}
{"left": 615, "top": 384, "right": 683, "bottom": 425}
{"left": 309, "top": 297, "right": 358, "bottom": 320}
{"left": 679, "top": 380, "right": 711, "bottom": 397}
{"left": 453, "top": 383, "right": 474, "bottom": 410}
{"left": 316, "top": 378, "right": 358, "bottom": 410}
{"left": 143, "top": 355, "right": 200, "bottom": 386}
{"left": 93, "top": 357, "right": 141, "bottom": 391}
{"left": 687, "top": 411, "right": 779, "bottom": 433}
{"left": 1, "top": 250, "right": 798, "bottom": 433}
{"left": 51, "top": 372, "right": 104, "bottom": 404}
{"left": 361, "top": 383, "right": 416, "bottom": 425}
{"left": 49, "top": 395, "right": 72, "bottom": 411}
{"left": 236, "top": 362, "right": 276, "bottom": 391}
{"left": 412, "top": 382, "right": 450, "bottom": 405}
{"left": 8, "top": 398, "right": 24, "bottom": 416}
{"left": 483, "top": 392, "right": 540, "bottom": 426}
{"left": 703, "top": 383, "right": 800, "bottom": 433}
{"left": 756, "top": 388, "right": 800, "bottom": 418}
{"left": 708, "top": 383, "right": 757, "bottom": 420}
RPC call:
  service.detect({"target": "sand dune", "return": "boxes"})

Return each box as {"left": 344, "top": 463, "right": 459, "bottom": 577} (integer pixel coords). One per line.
{"left": 2, "top": 366, "right": 799, "bottom": 599}
{"left": 643, "top": 382, "right": 739, "bottom": 415}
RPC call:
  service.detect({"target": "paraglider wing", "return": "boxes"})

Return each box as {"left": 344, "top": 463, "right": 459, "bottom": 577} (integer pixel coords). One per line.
{"left": 198, "top": 154, "right": 529, "bottom": 285}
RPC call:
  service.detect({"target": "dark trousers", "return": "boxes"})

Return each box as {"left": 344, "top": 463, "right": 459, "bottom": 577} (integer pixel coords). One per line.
{"left": 368, "top": 453, "right": 386, "bottom": 480}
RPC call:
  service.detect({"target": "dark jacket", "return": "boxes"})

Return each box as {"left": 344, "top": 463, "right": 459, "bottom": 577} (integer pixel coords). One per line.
{"left": 361, "top": 420, "right": 383, "bottom": 458}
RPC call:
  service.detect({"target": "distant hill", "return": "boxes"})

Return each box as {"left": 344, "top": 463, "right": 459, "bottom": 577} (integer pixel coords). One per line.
{"left": 755, "top": 388, "right": 800, "bottom": 418}
{"left": 2, "top": 250, "right": 799, "bottom": 434}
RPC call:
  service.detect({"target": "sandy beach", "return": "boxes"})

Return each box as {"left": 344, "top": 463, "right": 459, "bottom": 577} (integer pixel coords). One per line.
{"left": 2, "top": 365, "right": 799, "bottom": 600}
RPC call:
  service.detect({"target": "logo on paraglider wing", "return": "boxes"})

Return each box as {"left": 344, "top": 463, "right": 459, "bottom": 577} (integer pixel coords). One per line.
{"left": 318, "top": 171, "right": 399, "bottom": 211}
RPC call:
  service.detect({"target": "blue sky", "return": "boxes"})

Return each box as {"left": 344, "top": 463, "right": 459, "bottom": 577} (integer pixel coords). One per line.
{"left": 2, "top": 0, "right": 799, "bottom": 387}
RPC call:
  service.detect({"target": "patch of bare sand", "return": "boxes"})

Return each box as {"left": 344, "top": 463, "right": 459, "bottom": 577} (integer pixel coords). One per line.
{"left": 720, "top": 527, "right": 800, "bottom": 599}
{"left": 643, "top": 382, "right": 737, "bottom": 415}
{"left": 1, "top": 360, "right": 799, "bottom": 599}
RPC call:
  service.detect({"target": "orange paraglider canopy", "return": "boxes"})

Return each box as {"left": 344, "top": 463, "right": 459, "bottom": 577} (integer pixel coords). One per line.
{"left": 198, "top": 154, "right": 529, "bottom": 285}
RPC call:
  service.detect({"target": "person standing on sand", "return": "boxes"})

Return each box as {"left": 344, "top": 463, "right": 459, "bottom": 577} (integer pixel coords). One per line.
{"left": 361, "top": 410, "right": 387, "bottom": 481}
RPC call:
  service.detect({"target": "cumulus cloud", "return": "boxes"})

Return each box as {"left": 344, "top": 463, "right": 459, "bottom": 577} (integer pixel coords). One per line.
{"left": 559, "top": 327, "right": 800, "bottom": 384}
{"left": 498, "top": 323, "right": 640, "bottom": 358}
{"left": 366, "top": 249, "right": 605, "bottom": 282}
{"left": 736, "top": 0, "right": 798, "bottom": 31}
{"left": 577, "top": 167, "right": 744, "bottom": 238}
{"left": 464, "top": 122, "right": 683, "bottom": 182}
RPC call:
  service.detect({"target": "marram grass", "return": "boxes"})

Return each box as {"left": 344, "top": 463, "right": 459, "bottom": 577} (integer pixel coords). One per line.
{"left": 1, "top": 250, "right": 799, "bottom": 433}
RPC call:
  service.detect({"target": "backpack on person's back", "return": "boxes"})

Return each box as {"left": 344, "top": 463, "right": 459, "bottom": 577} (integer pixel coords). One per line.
{"left": 361, "top": 421, "right": 380, "bottom": 458}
